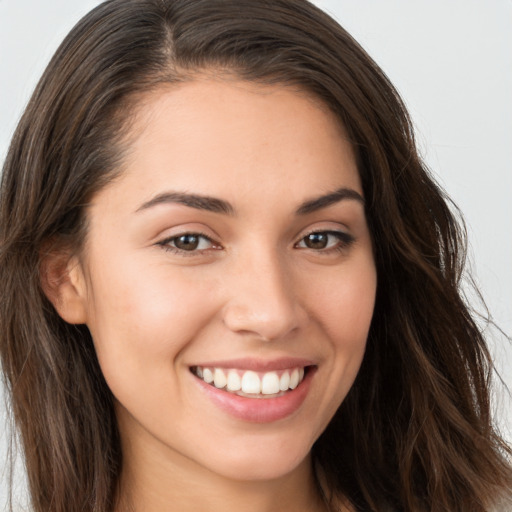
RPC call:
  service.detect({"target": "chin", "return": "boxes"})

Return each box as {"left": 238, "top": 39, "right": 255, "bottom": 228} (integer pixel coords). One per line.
{"left": 197, "top": 433, "right": 315, "bottom": 482}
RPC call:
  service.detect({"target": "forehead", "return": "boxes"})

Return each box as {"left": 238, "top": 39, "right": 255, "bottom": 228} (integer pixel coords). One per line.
{"left": 92, "top": 78, "right": 361, "bottom": 214}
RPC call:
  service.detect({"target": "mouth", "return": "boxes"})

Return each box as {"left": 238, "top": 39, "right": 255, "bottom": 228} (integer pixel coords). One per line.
{"left": 189, "top": 358, "right": 317, "bottom": 422}
{"left": 190, "top": 365, "right": 309, "bottom": 399}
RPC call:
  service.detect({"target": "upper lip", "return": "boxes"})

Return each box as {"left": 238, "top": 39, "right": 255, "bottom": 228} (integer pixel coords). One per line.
{"left": 190, "top": 357, "right": 316, "bottom": 372}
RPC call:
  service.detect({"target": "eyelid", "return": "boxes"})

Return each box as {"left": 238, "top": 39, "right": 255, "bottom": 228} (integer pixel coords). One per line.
{"left": 294, "top": 228, "right": 355, "bottom": 252}
{"left": 151, "top": 221, "right": 221, "bottom": 246}
{"left": 156, "top": 231, "right": 222, "bottom": 255}
{"left": 153, "top": 224, "right": 355, "bottom": 256}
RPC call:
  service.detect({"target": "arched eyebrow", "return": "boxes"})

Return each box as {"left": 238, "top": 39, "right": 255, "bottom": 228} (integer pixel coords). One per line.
{"left": 295, "top": 187, "right": 364, "bottom": 215}
{"left": 135, "top": 192, "right": 234, "bottom": 215}
{"left": 135, "top": 187, "right": 363, "bottom": 216}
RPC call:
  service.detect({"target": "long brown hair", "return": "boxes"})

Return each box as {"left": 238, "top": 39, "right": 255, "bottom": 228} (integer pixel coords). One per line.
{"left": 1, "top": 1, "right": 511, "bottom": 511}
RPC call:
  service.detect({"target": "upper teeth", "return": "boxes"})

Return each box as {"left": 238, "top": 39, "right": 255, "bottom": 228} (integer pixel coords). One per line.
{"left": 194, "top": 366, "right": 306, "bottom": 396}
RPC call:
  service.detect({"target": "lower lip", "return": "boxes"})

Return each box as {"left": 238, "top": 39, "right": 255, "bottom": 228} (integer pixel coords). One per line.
{"left": 194, "top": 368, "right": 315, "bottom": 423}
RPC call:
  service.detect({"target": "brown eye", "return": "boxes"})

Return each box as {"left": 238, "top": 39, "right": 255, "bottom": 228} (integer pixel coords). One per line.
{"left": 174, "top": 234, "right": 201, "bottom": 251}
{"left": 303, "top": 232, "right": 329, "bottom": 249}
{"left": 296, "top": 231, "right": 355, "bottom": 251}
{"left": 159, "top": 233, "right": 216, "bottom": 253}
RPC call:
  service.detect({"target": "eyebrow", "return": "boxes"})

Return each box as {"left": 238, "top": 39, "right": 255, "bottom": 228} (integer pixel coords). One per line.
{"left": 295, "top": 187, "right": 365, "bottom": 215}
{"left": 136, "top": 191, "right": 234, "bottom": 215}
{"left": 135, "top": 187, "right": 364, "bottom": 216}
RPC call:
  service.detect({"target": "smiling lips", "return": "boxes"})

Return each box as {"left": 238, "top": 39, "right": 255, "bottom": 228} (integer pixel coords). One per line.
{"left": 192, "top": 366, "right": 307, "bottom": 397}
{"left": 191, "top": 359, "right": 315, "bottom": 422}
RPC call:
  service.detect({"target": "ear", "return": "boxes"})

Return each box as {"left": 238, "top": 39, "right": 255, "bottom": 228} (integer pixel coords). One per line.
{"left": 40, "top": 247, "right": 89, "bottom": 324}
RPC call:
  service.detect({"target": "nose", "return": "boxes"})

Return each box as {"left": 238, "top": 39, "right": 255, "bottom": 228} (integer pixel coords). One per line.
{"left": 222, "top": 249, "right": 305, "bottom": 342}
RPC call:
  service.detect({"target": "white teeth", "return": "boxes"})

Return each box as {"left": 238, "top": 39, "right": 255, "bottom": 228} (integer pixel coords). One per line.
{"left": 213, "top": 368, "right": 227, "bottom": 389}
{"left": 289, "top": 368, "right": 300, "bottom": 389}
{"left": 261, "top": 372, "right": 280, "bottom": 395}
{"left": 226, "top": 370, "right": 241, "bottom": 391}
{"left": 203, "top": 368, "right": 214, "bottom": 384}
{"left": 279, "top": 371, "right": 290, "bottom": 391}
{"left": 241, "top": 371, "right": 261, "bottom": 394}
{"left": 194, "top": 366, "right": 308, "bottom": 396}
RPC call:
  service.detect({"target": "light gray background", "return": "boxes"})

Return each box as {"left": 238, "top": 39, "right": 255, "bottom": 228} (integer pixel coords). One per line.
{"left": 1, "top": 0, "right": 511, "bottom": 507}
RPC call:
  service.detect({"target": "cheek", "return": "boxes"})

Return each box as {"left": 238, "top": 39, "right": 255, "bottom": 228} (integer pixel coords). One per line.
{"left": 309, "top": 259, "right": 377, "bottom": 347}
{"left": 307, "top": 258, "right": 376, "bottom": 405}
{"left": 83, "top": 254, "right": 219, "bottom": 384}
{"left": 83, "top": 261, "right": 224, "bottom": 431}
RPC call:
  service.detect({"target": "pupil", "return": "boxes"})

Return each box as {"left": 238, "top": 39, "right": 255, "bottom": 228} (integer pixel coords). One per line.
{"left": 175, "top": 234, "right": 199, "bottom": 250}
{"left": 306, "top": 233, "right": 328, "bottom": 249}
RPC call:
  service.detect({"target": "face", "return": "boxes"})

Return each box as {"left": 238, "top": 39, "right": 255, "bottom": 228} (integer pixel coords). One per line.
{"left": 72, "top": 79, "right": 376, "bottom": 483}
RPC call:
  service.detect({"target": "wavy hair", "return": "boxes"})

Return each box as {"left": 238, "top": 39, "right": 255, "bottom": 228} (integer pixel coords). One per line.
{"left": 1, "top": 1, "right": 511, "bottom": 511}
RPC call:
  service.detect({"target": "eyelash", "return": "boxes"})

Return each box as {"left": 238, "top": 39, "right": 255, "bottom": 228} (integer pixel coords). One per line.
{"left": 157, "top": 229, "right": 355, "bottom": 256}
{"left": 294, "top": 230, "right": 355, "bottom": 254}
{"left": 157, "top": 232, "right": 218, "bottom": 256}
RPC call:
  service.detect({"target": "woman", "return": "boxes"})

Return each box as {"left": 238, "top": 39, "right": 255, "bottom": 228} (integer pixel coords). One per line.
{"left": 1, "top": 1, "right": 511, "bottom": 511}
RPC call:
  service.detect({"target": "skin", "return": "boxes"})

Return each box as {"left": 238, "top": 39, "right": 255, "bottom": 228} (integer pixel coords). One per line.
{"left": 50, "top": 78, "right": 376, "bottom": 512}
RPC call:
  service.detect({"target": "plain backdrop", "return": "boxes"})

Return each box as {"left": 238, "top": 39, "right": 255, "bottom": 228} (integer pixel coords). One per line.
{"left": 1, "top": 0, "right": 511, "bottom": 507}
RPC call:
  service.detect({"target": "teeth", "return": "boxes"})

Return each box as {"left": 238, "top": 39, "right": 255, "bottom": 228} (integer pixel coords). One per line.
{"left": 261, "top": 372, "right": 280, "bottom": 395}
{"left": 213, "top": 368, "right": 227, "bottom": 389}
{"left": 193, "top": 366, "right": 307, "bottom": 396}
{"left": 289, "top": 368, "right": 300, "bottom": 389}
{"left": 226, "top": 370, "right": 241, "bottom": 391}
{"left": 241, "top": 371, "right": 261, "bottom": 394}
{"left": 203, "top": 368, "right": 214, "bottom": 384}
{"left": 279, "top": 371, "right": 290, "bottom": 391}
